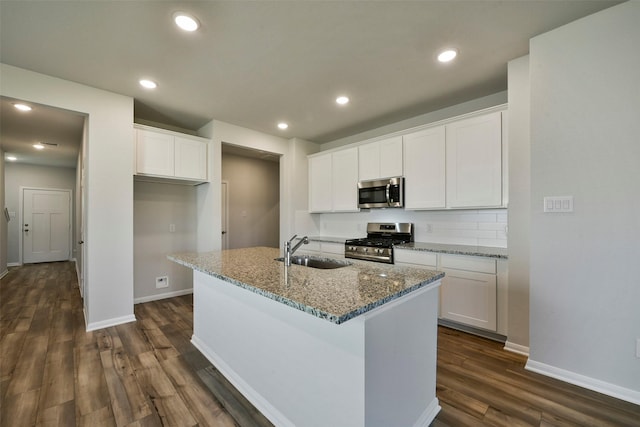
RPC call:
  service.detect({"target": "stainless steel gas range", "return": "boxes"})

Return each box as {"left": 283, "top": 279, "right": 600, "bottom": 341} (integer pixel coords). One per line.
{"left": 344, "top": 222, "right": 414, "bottom": 264}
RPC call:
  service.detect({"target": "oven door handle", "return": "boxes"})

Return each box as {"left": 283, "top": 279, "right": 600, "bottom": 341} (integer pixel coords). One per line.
{"left": 385, "top": 184, "right": 391, "bottom": 206}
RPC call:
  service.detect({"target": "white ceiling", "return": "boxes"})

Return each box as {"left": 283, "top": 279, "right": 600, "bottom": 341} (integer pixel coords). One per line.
{"left": 0, "top": 1, "right": 622, "bottom": 167}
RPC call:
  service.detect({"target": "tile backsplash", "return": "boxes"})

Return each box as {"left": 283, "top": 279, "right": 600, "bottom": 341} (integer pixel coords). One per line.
{"left": 296, "top": 209, "right": 508, "bottom": 248}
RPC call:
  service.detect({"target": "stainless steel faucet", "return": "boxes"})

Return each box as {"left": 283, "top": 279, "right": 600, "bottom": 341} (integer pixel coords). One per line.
{"left": 284, "top": 234, "right": 309, "bottom": 266}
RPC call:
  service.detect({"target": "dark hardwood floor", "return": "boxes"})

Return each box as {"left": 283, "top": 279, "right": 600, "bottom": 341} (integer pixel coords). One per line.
{"left": 1, "top": 262, "right": 638, "bottom": 426}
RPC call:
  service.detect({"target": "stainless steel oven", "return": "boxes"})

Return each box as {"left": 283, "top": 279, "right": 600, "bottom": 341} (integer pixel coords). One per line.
{"left": 345, "top": 222, "right": 414, "bottom": 264}
{"left": 357, "top": 177, "right": 404, "bottom": 209}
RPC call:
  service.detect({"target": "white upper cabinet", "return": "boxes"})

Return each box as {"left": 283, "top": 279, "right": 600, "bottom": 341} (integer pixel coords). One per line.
{"left": 135, "top": 126, "right": 209, "bottom": 183}
{"left": 403, "top": 126, "right": 446, "bottom": 209}
{"left": 331, "top": 148, "right": 359, "bottom": 211}
{"left": 358, "top": 136, "right": 403, "bottom": 181}
{"left": 446, "top": 112, "right": 502, "bottom": 208}
{"left": 174, "top": 136, "right": 207, "bottom": 180}
{"left": 307, "top": 107, "right": 506, "bottom": 213}
{"left": 309, "top": 148, "right": 359, "bottom": 213}
{"left": 308, "top": 153, "right": 333, "bottom": 212}
{"left": 136, "top": 129, "right": 175, "bottom": 177}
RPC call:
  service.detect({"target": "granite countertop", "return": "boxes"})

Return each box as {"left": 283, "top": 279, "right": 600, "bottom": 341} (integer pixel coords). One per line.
{"left": 169, "top": 247, "right": 443, "bottom": 325}
{"left": 307, "top": 236, "right": 508, "bottom": 259}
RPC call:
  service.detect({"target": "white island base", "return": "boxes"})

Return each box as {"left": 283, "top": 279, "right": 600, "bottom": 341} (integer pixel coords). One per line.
{"left": 191, "top": 270, "right": 441, "bottom": 427}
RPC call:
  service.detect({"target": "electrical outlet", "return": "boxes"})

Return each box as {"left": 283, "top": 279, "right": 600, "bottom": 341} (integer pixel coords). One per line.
{"left": 169, "top": 224, "right": 176, "bottom": 233}
{"left": 636, "top": 338, "right": 640, "bottom": 358}
{"left": 426, "top": 224, "right": 433, "bottom": 233}
{"left": 156, "top": 276, "right": 169, "bottom": 289}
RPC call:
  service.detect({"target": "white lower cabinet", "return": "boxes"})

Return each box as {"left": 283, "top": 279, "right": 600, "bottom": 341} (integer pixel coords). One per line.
{"left": 440, "top": 254, "right": 497, "bottom": 332}
{"left": 396, "top": 250, "right": 501, "bottom": 334}
{"left": 298, "top": 241, "right": 345, "bottom": 258}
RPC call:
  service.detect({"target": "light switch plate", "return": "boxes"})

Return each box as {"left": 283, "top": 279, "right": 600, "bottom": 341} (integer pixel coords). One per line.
{"left": 543, "top": 196, "right": 573, "bottom": 213}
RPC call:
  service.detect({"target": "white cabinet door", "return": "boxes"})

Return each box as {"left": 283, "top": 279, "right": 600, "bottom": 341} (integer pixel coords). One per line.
{"left": 403, "top": 126, "right": 446, "bottom": 209}
{"left": 309, "top": 153, "right": 333, "bottom": 213}
{"left": 175, "top": 136, "right": 207, "bottom": 180}
{"left": 440, "top": 268, "right": 497, "bottom": 331}
{"left": 446, "top": 112, "right": 502, "bottom": 208}
{"left": 358, "top": 136, "right": 402, "bottom": 181}
{"left": 331, "top": 148, "right": 359, "bottom": 212}
{"left": 136, "top": 129, "right": 174, "bottom": 176}
{"left": 358, "top": 143, "right": 379, "bottom": 182}
{"left": 378, "top": 136, "right": 403, "bottom": 178}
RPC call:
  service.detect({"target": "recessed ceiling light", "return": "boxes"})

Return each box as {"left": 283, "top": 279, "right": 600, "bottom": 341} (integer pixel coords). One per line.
{"left": 6, "top": 155, "right": 17, "bottom": 161}
{"left": 14, "top": 103, "right": 32, "bottom": 112}
{"left": 437, "top": 48, "right": 458, "bottom": 63}
{"left": 174, "top": 12, "right": 200, "bottom": 32}
{"left": 277, "top": 122, "right": 289, "bottom": 130}
{"left": 139, "top": 79, "right": 157, "bottom": 89}
{"left": 336, "top": 96, "right": 350, "bottom": 105}
{"left": 33, "top": 143, "right": 45, "bottom": 150}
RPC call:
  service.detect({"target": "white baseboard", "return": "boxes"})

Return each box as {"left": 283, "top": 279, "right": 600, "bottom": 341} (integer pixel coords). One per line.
{"left": 504, "top": 341, "right": 530, "bottom": 356}
{"left": 526, "top": 359, "right": 640, "bottom": 405}
{"left": 86, "top": 314, "right": 137, "bottom": 332}
{"left": 0, "top": 269, "right": 8, "bottom": 279}
{"left": 134, "top": 288, "right": 193, "bottom": 304}
{"left": 413, "top": 398, "right": 441, "bottom": 427}
{"left": 7, "top": 262, "right": 21, "bottom": 267}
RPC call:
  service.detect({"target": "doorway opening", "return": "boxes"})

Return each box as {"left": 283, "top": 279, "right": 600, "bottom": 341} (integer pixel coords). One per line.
{"left": 221, "top": 144, "right": 280, "bottom": 249}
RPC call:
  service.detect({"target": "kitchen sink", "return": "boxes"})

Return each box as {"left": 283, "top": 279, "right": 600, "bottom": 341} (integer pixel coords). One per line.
{"left": 275, "top": 255, "right": 352, "bottom": 269}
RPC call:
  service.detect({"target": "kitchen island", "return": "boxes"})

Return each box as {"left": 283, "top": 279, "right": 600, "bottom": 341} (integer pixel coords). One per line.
{"left": 169, "top": 247, "right": 444, "bottom": 427}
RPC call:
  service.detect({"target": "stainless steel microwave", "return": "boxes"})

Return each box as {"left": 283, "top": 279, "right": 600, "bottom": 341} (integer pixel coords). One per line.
{"left": 358, "top": 177, "right": 404, "bottom": 209}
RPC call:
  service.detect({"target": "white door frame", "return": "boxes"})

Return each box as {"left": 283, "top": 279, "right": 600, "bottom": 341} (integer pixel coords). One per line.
{"left": 221, "top": 180, "right": 229, "bottom": 250}
{"left": 19, "top": 186, "right": 73, "bottom": 265}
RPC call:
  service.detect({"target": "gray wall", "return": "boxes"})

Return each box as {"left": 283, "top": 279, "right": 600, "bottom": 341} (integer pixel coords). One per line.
{"left": 222, "top": 153, "right": 280, "bottom": 249}
{"left": 529, "top": 1, "right": 639, "bottom": 399}
{"left": 133, "top": 181, "right": 196, "bottom": 302}
{"left": 4, "top": 163, "right": 77, "bottom": 265}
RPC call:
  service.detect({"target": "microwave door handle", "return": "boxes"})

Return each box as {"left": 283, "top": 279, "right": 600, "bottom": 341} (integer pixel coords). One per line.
{"left": 385, "top": 184, "right": 391, "bottom": 206}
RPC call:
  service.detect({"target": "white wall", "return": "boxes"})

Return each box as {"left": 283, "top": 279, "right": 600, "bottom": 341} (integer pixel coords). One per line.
{"left": 1, "top": 63, "right": 135, "bottom": 331}
{"left": 528, "top": 1, "right": 640, "bottom": 404}
{"left": 505, "top": 55, "right": 531, "bottom": 353}
{"left": 198, "top": 120, "right": 318, "bottom": 253}
{"left": 222, "top": 153, "right": 280, "bottom": 249}
{"left": 4, "top": 163, "right": 77, "bottom": 264}
{"left": 323, "top": 92, "right": 507, "bottom": 151}
{"left": 133, "top": 181, "right": 195, "bottom": 302}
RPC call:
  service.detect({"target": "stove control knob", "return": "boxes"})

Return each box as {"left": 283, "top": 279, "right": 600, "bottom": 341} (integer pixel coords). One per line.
{"left": 363, "top": 248, "right": 369, "bottom": 253}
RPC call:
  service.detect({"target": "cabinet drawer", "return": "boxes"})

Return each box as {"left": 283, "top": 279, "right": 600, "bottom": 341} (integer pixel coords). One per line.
{"left": 320, "top": 242, "right": 345, "bottom": 256}
{"left": 300, "top": 241, "right": 321, "bottom": 254}
{"left": 440, "top": 254, "right": 496, "bottom": 274}
{"left": 394, "top": 250, "right": 437, "bottom": 268}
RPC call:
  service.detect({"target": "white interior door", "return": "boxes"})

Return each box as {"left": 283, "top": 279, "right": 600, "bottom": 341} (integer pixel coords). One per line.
{"left": 221, "top": 181, "right": 229, "bottom": 250}
{"left": 23, "top": 188, "right": 71, "bottom": 264}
